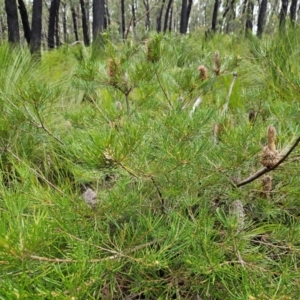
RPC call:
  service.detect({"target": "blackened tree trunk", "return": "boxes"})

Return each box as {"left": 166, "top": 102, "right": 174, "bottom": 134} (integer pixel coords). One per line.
{"left": 71, "top": 6, "right": 79, "bottom": 41}
{"left": 156, "top": 0, "right": 166, "bottom": 32}
{"left": 55, "top": 6, "right": 60, "bottom": 47}
{"left": 211, "top": 0, "right": 220, "bottom": 32}
{"left": 143, "top": 0, "right": 150, "bottom": 30}
{"left": 180, "top": 0, "right": 188, "bottom": 33}
{"left": 279, "top": 0, "right": 289, "bottom": 31}
{"left": 257, "top": 0, "right": 268, "bottom": 37}
{"left": 104, "top": 0, "right": 111, "bottom": 29}
{"left": 131, "top": 0, "right": 136, "bottom": 29}
{"left": 30, "top": 0, "right": 42, "bottom": 55}
{"left": 62, "top": 2, "right": 67, "bottom": 43}
{"left": 80, "top": 0, "right": 90, "bottom": 46}
{"left": 186, "top": 0, "right": 193, "bottom": 27}
{"left": 290, "top": 0, "right": 298, "bottom": 24}
{"left": 245, "top": 0, "right": 254, "bottom": 34}
{"left": 121, "top": 0, "right": 126, "bottom": 39}
{"left": 93, "top": 0, "right": 105, "bottom": 41}
{"left": 48, "top": 0, "right": 60, "bottom": 49}
{"left": 17, "top": 0, "right": 31, "bottom": 45}
{"left": 168, "top": 6, "right": 173, "bottom": 31}
{"left": 5, "top": 0, "right": 20, "bottom": 43}
{"left": 163, "top": 0, "right": 173, "bottom": 32}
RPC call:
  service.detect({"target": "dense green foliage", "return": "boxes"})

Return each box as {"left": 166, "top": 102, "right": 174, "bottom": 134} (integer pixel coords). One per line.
{"left": 1, "top": 29, "right": 300, "bottom": 299}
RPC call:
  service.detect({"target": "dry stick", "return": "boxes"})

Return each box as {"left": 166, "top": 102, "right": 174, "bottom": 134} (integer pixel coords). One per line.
{"left": 236, "top": 135, "right": 300, "bottom": 187}
{"left": 221, "top": 72, "right": 238, "bottom": 115}
{"left": 29, "top": 239, "right": 160, "bottom": 263}
{"left": 6, "top": 148, "right": 64, "bottom": 195}
{"left": 90, "top": 96, "right": 111, "bottom": 124}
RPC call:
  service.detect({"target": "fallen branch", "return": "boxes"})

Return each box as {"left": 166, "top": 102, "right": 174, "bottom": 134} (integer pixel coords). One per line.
{"left": 236, "top": 135, "right": 300, "bottom": 187}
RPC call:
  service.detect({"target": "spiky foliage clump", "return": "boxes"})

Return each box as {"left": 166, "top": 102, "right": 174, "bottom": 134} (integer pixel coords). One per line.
{"left": 1, "top": 30, "right": 300, "bottom": 299}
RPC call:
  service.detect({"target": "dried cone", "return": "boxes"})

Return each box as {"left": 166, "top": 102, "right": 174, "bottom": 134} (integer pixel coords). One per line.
{"left": 107, "top": 58, "right": 120, "bottom": 86}
{"left": 198, "top": 65, "right": 208, "bottom": 81}
{"left": 214, "top": 50, "right": 221, "bottom": 75}
{"left": 261, "top": 125, "right": 280, "bottom": 168}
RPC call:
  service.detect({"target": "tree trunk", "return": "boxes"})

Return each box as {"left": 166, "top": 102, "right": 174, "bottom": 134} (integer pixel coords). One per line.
{"left": 290, "top": 0, "right": 298, "bottom": 24}
{"left": 143, "top": 0, "right": 150, "bottom": 31}
{"left": 30, "top": 0, "right": 42, "bottom": 55}
{"left": 245, "top": 0, "right": 254, "bottom": 34}
{"left": 156, "top": 0, "right": 166, "bottom": 32}
{"left": 5, "top": 0, "right": 20, "bottom": 44}
{"left": 55, "top": 4, "right": 60, "bottom": 47}
{"left": 104, "top": 0, "right": 111, "bottom": 29}
{"left": 48, "top": 0, "right": 60, "bottom": 49}
{"left": 279, "top": 0, "right": 288, "bottom": 31}
{"left": 93, "top": 0, "right": 105, "bottom": 41}
{"left": 186, "top": 0, "right": 193, "bottom": 29}
{"left": 80, "top": 0, "right": 90, "bottom": 46}
{"left": 180, "top": 0, "right": 188, "bottom": 33}
{"left": 132, "top": 0, "right": 136, "bottom": 28}
{"left": 17, "top": 0, "right": 31, "bottom": 45}
{"left": 211, "top": 0, "right": 220, "bottom": 32}
{"left": 163, "top": 0, "right": 173, "bottom": 32}
{"left": 121, "top": 0, "right": 126, "bottom": 39}
{"left": 71, "top": 6, "right": 79, "bottom": 41}
{"left": 257, "top": 0, "right": 268, "bottom": 37}
{"left": 62, "top": 2, "right": 67, "bottom": 43}
{"left": 168, "top": 6, "right": 173, "bottom": 31}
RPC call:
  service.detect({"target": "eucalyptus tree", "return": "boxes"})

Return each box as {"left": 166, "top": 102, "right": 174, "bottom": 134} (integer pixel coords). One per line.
{"left": 18, "top": 0, "right": 31, "bottom": 45}
{"left": 80, "top": 0, "right": 90, "bottom": 45}
{"left": 93, "top": 0, "right": 105, "bottom": 41}
{"left": 48, "top": 0, "right": 60, "bottom": 49}
{"left": 30, "top": 0, "right": 43, "bottom": 55}
{"left": 290, "top": 0, "right": 298, "bottom": 25}
{"left": 163, "top": 0, "right": 173, "bottom": 32}
{"left": 211, "top": 0, "right": 220, "bottom": 32}
{"left": 257, "top": 0, "right": 268, "bottom": 37}
{"left": 4, "top": 0, "right": 20, "bottom": 43}
{"left": 279, "top": 0, "right": 288, "bottom": 31}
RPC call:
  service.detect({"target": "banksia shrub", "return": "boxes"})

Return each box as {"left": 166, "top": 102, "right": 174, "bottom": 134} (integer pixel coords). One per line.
{"left": 198, "top": 65, "right": 208, "bottom": 80}
{"left": 260, "top": 125, "right": 280, "bottom": 168}
{"left": 146, "top": 35, "right": 162, "bottom": 63}
{"left": 213, "top": 50, "right": 221, "bottom": 75}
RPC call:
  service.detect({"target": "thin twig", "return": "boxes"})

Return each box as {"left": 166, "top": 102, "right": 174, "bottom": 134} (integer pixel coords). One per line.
{"left": 221, "top": 72, "right": 238, "bottom": 115}
{"left": 236, "top": 135, "right": 300, "bottom": 187}
{"left": 24, "top": 105, "right": 64, "bottom": 145}
{"left": 154, "top": 69, "right": 172, "bottom": 108}
{"left": 28, "top": 239, "right": 160, "bottom": 264}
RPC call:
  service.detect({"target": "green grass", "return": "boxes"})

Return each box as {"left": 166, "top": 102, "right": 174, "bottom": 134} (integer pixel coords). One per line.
{"left": 1, "top": 30, "right": 300, "bottom": 299}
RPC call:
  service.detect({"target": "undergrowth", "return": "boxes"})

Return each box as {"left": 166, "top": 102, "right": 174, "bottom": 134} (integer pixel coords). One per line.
{"left": 1, "top": 29, "right": 300, "bottom": 299}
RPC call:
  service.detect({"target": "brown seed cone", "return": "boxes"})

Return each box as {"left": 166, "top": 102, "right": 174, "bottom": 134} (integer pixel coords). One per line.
{"left": 267, "top": 125, "right": 277, "bottom": 152}
{"left": 198, "top": 65, "right": 208, "bottom": 80}
{"left": 260, "top": 146, "right": 280, "bottom": 168}
{"left": 214, "top": 50, "right": 221, "bottom": 75}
